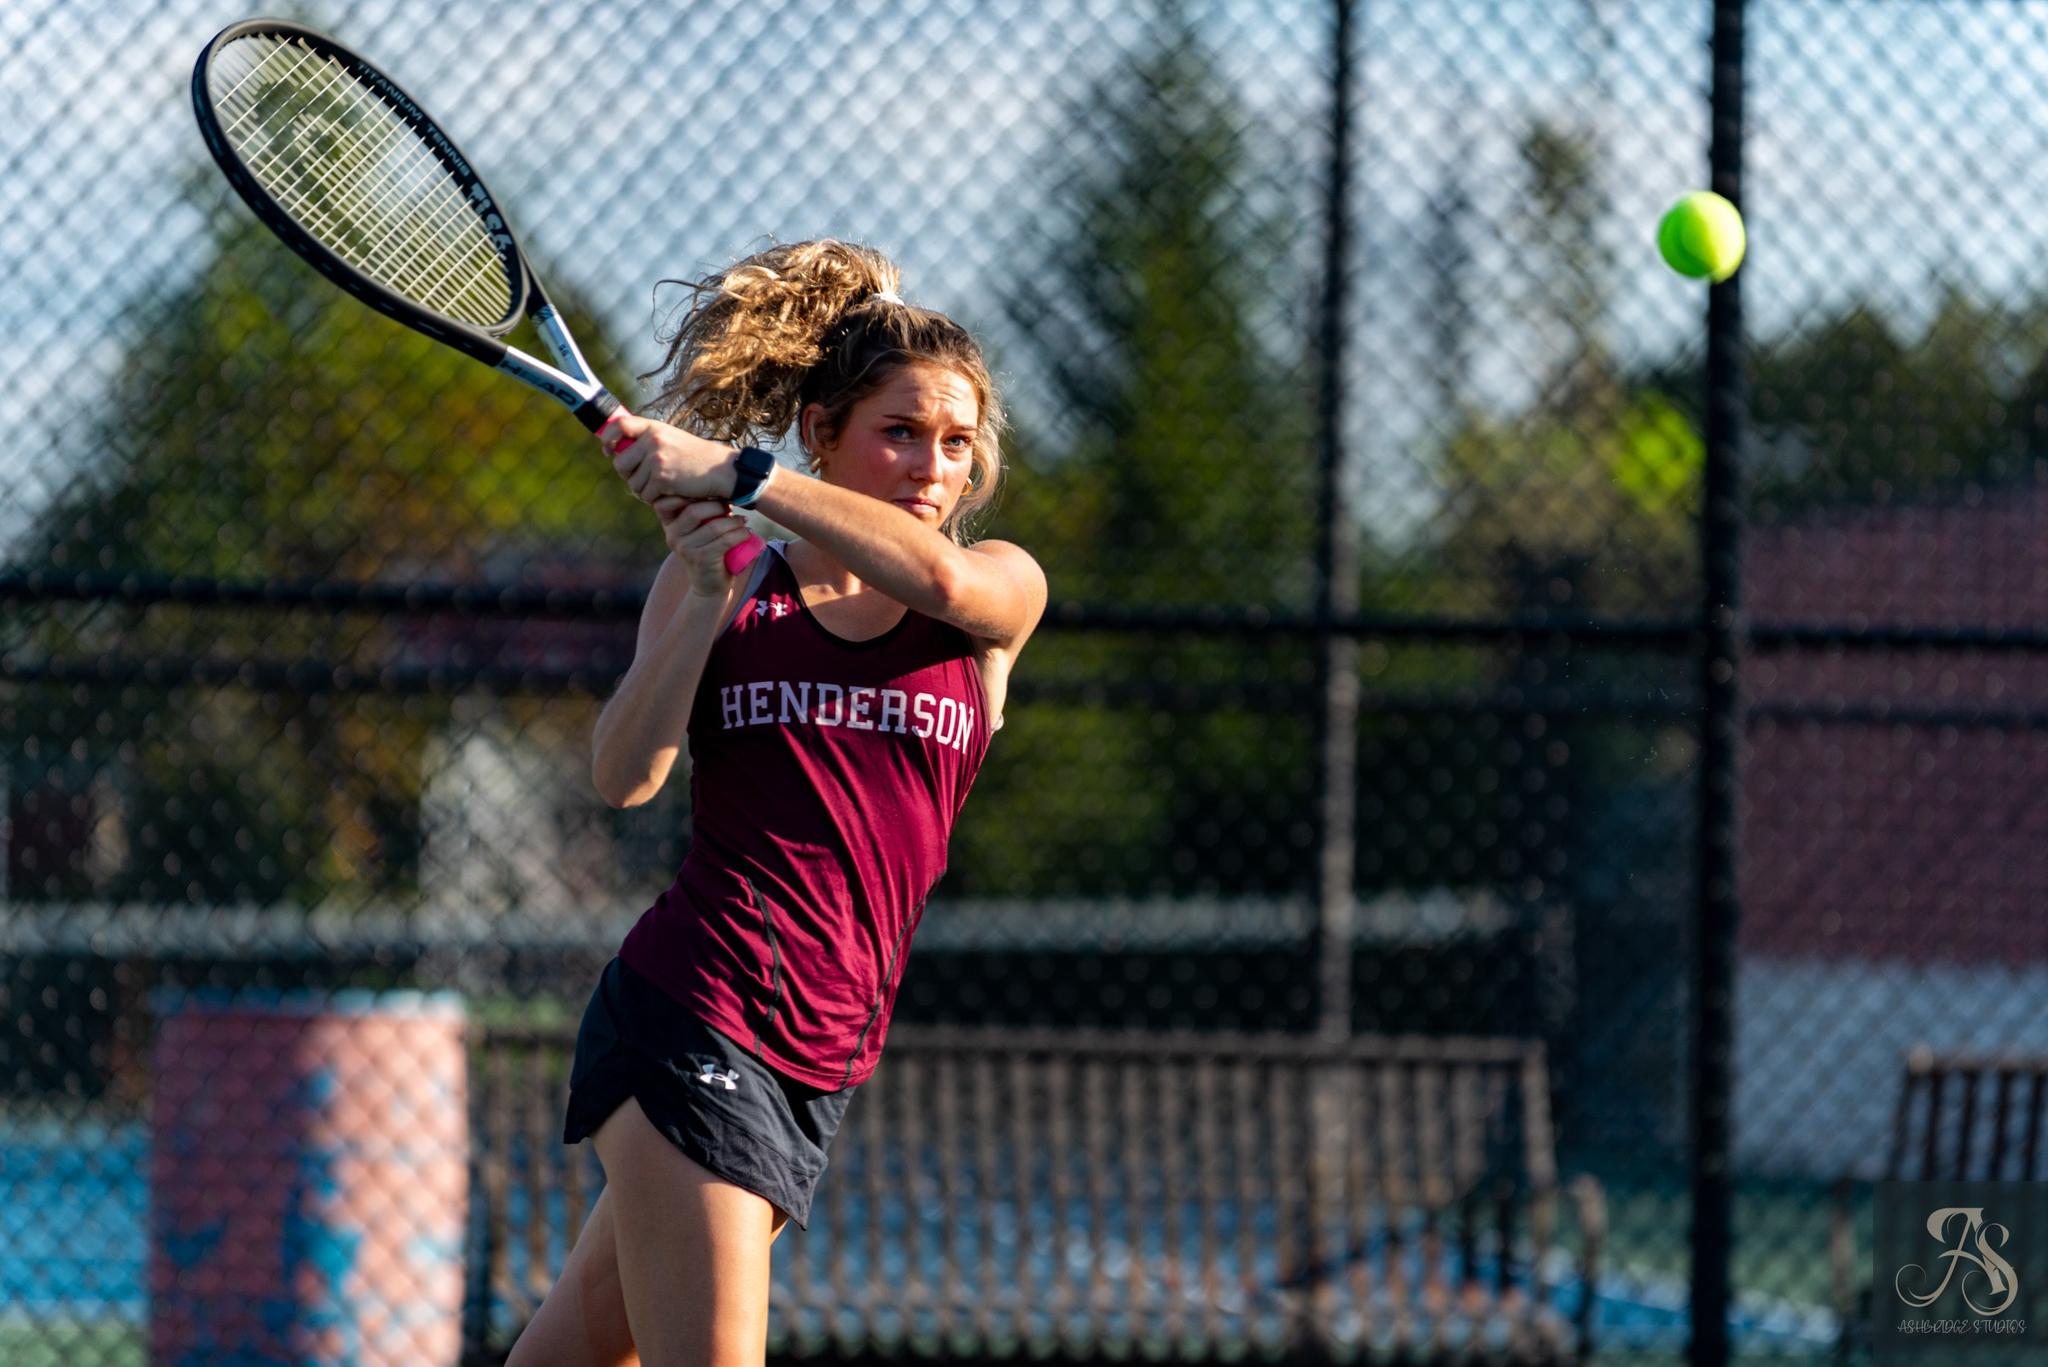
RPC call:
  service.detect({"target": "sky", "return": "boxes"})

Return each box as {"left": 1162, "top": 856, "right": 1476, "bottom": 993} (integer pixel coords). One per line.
{"left": 5, "top": 0, "right": 2048, "bottom": 556}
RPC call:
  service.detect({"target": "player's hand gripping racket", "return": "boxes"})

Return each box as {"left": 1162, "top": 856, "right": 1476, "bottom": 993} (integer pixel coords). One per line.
{"left": 191, "top": 18, "right": 765, "bottom": 574}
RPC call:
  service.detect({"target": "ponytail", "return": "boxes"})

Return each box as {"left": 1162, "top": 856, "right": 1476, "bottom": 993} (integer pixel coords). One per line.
{"left": 642, "top": 240, "right": 898, "bottom": 444}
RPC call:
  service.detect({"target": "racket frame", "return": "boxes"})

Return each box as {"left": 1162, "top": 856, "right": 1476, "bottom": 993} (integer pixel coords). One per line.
{"left": 191, "top": 18, "right": 618, "bottom": 431}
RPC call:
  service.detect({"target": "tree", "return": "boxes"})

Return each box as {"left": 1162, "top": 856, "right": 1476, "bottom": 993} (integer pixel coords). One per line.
{"left": 1750, "top": 287, "right": 2039, "bottom": 515}
{"left": 35, "top": 218, "right": 646, "bottom": 584}
{"left": 12, "top": 209, "right": 650, "bottom": 905}
{"left": 1425, "top": 117, "right": 1701, "bottom": 620}
{"left": 949, "top": 10, "right": 1319, "bottom": 900}
{"left": 1395, "top": 115, "right": 1706, "bottom": 924}
{"left": 1001, "top": 7, "right": 1316, "bottom": 607}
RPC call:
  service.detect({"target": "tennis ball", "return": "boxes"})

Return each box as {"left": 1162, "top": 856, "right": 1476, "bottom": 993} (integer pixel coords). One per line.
{"left": 1657, "top": 191, "right": 1746, "bottom": 282}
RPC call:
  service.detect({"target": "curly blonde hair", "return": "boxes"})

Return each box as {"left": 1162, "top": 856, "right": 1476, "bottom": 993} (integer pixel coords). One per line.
{"left": 640, "top": 240, "right": 1005, "bottom": 543}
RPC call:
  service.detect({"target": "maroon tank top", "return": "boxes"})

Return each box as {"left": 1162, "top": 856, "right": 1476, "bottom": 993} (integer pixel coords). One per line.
{"left": 619, "top": 543, "right": 992, "bottom": 1088}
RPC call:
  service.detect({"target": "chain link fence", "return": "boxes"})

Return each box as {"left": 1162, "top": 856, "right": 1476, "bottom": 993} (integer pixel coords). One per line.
{"left": 3, "top": 0, "right": 2045, "bottom": 1363}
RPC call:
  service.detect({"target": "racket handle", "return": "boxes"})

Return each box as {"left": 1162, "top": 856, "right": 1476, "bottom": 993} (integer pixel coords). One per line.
{"left": 725, "top": 534, "right": 765, "bottom": 574}
{"left": 580, "top": 392, "right": 622, "bottom": 434}
{"left": 601, "top": 405, "right": 755, "bottom": 571}
{"left": 593, "top": 406, "right": 635, "bottom": 454}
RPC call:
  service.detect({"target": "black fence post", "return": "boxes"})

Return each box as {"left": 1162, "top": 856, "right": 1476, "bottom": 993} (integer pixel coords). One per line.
{"left": 1315, "top": 0, "right": 1360, "bottom": 1043}
{"left": 1692, "top": 1, "right": 1746, "bottom": 1364}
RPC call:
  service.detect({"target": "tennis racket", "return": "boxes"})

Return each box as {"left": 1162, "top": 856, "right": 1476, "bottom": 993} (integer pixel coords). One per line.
{"left": 191, "top": 18, "right": 765, "bottom": 574}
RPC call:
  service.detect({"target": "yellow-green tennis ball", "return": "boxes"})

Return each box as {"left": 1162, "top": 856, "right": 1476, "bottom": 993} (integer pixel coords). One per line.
{"left": 1657, "top": 191, "right": 1746, "bottom": 282}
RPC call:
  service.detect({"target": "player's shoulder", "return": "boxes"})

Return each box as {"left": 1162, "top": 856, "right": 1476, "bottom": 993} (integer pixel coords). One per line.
{"left": 960, "top": 538, "right": 1047, "bottom": 653}
{"left": 964, "top": 538, "right": 1046, "bottom": 609}
{"left": 964, "top": 537, "right": 1045, "bottom": 578}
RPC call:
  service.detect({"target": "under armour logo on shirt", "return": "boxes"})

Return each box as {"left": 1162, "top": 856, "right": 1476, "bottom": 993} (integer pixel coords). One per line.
{"left": 695, "top": 1065, "right": 739, "bottom": 1091}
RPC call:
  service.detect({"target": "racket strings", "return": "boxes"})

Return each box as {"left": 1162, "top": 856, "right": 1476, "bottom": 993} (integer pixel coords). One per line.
{"left": 234, "top": 57, "right": 446, "bottom": 265}
{"left": 236, "top": 58, "right": 460, "bottom": 293}
{"left": 233, "top": 47, "right": 506, "bottom": 326}
{"left": 209, "top": 34, "right": 514, "bottom": 330}
{"left": 236, "top": 45, "right": 507, "bottom": 326}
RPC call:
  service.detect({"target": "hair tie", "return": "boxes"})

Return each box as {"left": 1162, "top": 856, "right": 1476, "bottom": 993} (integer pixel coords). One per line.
{"left": 871, "top": 288, "right": 905, "bottom": 307}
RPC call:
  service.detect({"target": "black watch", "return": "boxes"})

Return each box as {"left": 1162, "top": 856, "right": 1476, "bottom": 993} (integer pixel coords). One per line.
{"left": 730, "top": 446, "right": 776, "bottom": 508}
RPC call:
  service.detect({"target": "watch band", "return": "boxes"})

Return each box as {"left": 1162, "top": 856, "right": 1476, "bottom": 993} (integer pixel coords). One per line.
{"left": 729, "top": 446, "right": 776, "bottom": 508}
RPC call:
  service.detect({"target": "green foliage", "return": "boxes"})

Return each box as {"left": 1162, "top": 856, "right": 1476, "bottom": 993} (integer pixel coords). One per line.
{"left": 1425, "top": 115, "right": 1703, "bottom": 620}
{"left": 12, "top": 211, "right": 650, "bottom": 905}
{"left": 1000, "top": 9, "right": 1317, "bottom": 608}
{"left": 949, "top": 681, "right": 1172, "bottom": 898}
{"left": 1435, "top": 383, "right": 1702, "bottom": 616}
{"left": 1402, "top": 116, "right": 1704, "bottom": 909}
{"left": 959, "top": 11, "right": 1319, "bottom": 900}
{"left": 1750, "top": 286, "right": 2043, "bottom": 513}
{"left": 36, "top": 217, "right": 646, "bottom": 583}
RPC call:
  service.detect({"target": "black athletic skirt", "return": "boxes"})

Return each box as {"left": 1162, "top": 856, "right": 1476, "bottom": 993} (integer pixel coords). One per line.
{"left": 562, "top": 956, "right": 858, "bottom": 1229}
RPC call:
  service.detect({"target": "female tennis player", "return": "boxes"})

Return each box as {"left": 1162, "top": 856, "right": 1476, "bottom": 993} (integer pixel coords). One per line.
{"left": 504, "top": 240, "right": 1045, "bottom": 1367}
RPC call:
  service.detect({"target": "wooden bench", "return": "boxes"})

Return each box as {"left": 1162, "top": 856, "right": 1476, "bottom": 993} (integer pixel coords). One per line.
{"left": 1831, "top": 1047, "right": 2048, "bottom": 1345}
{"left": 463, "top": 1024, "right": 1605, "bottom": 1365}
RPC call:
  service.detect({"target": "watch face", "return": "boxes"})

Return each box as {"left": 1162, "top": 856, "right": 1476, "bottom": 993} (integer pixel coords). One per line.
{"left": 733, "top": 447, "right": 775, "bottom": 505}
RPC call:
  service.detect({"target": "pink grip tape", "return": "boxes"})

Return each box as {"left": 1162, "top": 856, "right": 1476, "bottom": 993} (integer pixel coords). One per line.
{"left": 725, "top": 535, "right": 765, "bottom": 573}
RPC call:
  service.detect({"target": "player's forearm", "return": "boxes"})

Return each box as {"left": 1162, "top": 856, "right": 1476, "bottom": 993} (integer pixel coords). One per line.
{"left": 590, "top": 590, "right": 731, "bottom": 808}
{"left": 747, "top": 467, "right": 960, "bottom": 618}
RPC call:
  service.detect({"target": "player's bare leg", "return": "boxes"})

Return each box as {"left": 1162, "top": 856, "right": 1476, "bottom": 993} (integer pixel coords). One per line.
{"left": 588, "top": 1095, "right": 788, "bottom": 1367}
{"left": 507, "top": 1119, "right": 791, "bottom": 1367}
